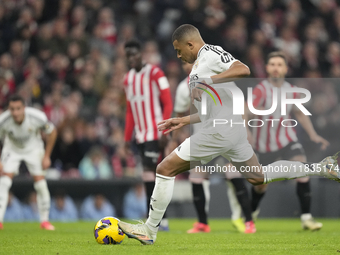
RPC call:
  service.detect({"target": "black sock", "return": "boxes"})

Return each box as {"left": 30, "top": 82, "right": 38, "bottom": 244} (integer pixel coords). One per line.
{"left": 297, "top": 181, "right": 311, "bottom": 214}
{"left": 192, "top": 183, "right": 208, "bottom": 224}
{"left": 251, "top": 186, "right": 265, "bottom": 212}
{"left": 145, "top": 181, "right": 155, "bottom": 211}
{"left": 145, "top": 181, "right": 167, "bottom": 219}
{"left": 230, "top": 178, "right": 252, "bottom": 222}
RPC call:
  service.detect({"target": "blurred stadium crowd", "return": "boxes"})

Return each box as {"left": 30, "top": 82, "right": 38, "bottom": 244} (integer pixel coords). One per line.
{"left": 4, "top": 182, "right": 147, "bottom": 222}
{"left": 1, "top": 0, "right": 340, "bottom": 180}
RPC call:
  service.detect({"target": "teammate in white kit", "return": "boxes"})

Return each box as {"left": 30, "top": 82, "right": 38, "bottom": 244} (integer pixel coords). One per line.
{"left": 0, "top": 95, "right": 57, "bottom": 230}
{"left": 118, "top": 24, "right": 340, "bottom": 245}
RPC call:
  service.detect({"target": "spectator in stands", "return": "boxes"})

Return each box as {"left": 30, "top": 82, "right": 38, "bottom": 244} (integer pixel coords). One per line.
{"left": 111, "top": 144, "right": 137, "bottom": 178}
{"left": 51, "top": 125, "right": 82, "bottom": 176}
{"left": 50, "top": 190, "right": 78, "bottom": 222}
{"left": 80, "top": 194, "right": 115, "bottom": 220}
{"left": 4, "top": 192, "right": 24, "bottom": 222}
{"left": 79, "top": 146, "right": 112, "bottom": 179}
{"left": 77, "top": 122, "right": 102, "bottom": 157}
{"left": 77, "top": 72, "right": 99, "bottom": 119}
{"left": 123, "top": 183, "right": 147, "bottom": 219}
{"left": 0, "top": 73, "right": 12, "bottom": 110}
{"left": 22, "top": 191, "right": 39, "bottom": 221}
{"left": 96, "top": 7, "right": 117, "bottom": 46}
{"left": 43, "top": 90, "right": 67, "bottom": 126}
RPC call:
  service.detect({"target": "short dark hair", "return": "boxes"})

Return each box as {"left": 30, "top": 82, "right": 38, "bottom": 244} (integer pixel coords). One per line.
{"left": 267, "top": 51, "right": 287, "bottom": 64}
{"left": 8, "top": 94, "right": 25, "bottom": 105}
{"left": 124, "top": 40, "right": 141, "bottom": 51}
{"left": 172, "top": 24, "right": 199, "bottom": 42}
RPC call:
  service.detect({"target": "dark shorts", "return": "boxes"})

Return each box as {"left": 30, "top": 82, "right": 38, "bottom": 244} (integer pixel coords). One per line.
{"left": 257, "top": 142, "right": 306, "bottom": 166}
{"left": 137, "top": 140, "right": 163, "bottom": 171}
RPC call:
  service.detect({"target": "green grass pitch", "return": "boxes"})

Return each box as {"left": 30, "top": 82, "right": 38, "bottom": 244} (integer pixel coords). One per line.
{"left": 0, "top": 219, "right": 339, "bottom": 255}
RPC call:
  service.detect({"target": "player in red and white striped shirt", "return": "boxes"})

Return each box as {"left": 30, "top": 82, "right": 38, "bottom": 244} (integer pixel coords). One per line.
{"left": 249, "top": 52, "right": 329, "bottom": 230}
{"left": 123, "top": 40, "right": 173, "bottom": 230}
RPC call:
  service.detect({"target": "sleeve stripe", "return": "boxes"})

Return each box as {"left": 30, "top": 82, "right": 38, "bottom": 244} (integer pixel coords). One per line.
{"left": 158, "top": 77, "right": 170, "bottom": 90}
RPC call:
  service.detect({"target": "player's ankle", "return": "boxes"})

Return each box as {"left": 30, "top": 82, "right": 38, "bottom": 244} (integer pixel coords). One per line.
{"left": 145, "top": 221, "right": 158, "bottom": 234}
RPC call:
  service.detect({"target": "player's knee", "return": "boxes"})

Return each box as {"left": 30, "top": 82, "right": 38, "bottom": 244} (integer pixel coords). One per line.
{"left": 246, "top": 177, "right": 264, "bottom": 186}
{"left": 254, "top": 184, "right": 268, "bottom": 193}
{"left": 156, "top": 161, "right": 175, "bottom": 177}
{"left": 0, "top": 175, "right": 13, "bottom": 190}
{"left": 34, "top": 179, "right": 49, "bottom": 193}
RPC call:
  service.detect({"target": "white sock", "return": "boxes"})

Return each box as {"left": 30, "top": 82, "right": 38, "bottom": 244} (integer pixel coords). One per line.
{"left": 0, "top": 176, "right": 12, "bottom": 222}
{"left": 301, "top": 213, "right": 312, "bottom": 221}
{"left": 264, "top": 161, "right": 321, "bottom": 184}
{"left": 146, "top": 174, "right": 175, "bottom": 233}
{"left": 226, "top": 180, "right": 242, "bottom": 221}
{"left": 34, "top": 179, "right": 51, "bottom": 222}
{"left": 202, "top": 179, "right": 210, "bottom": 214}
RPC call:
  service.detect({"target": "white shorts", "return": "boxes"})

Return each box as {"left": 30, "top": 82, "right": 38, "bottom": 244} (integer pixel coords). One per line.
{"left": 1, "top": 148, "right": 45, "bottom": 176}
{"left": 175, "top": 127, "right": 254, "bottom": 165}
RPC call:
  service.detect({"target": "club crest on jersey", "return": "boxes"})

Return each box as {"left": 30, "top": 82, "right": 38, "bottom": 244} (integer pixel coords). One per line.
{"left": 193, "top": 60, "right": 199, "bottom": 70}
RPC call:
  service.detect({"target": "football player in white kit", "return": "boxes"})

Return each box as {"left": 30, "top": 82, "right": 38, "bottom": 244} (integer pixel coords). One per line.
{"left": 171, "top": 61, "right": 254, "bottom": 234}
{"left": 118, "top": 24, "right": 340, "bottom": 245}
{"left": 0, "top": 95, "right": 57, "bottom": 230}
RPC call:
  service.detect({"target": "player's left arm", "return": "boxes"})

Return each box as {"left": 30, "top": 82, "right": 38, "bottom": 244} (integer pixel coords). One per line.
{"left": 209, "top": 61, "right": 251, "bottom": 84}
{"left": 42, "top": 127, "right": 57, "bottom": 169}
{"left": 293, "top": 107, "right": 329, "bottom": 150}
{"left": 192, "top": 53, "right": 250, "bottom": 102}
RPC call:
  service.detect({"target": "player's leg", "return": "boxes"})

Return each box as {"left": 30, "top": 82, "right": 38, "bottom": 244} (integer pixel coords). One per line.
{"left": 226, "top": 179, "right": 243, "bottom": 231}
{"left": 289, "top": 154, "right": 322, "bottom": 231}
{"left": 226, "top": 168, "right": 255, "bottom": 233}
{"left": 232, "top": 150, "right": 340, "bottom": 185}
{"left": 251, "top": 184, "right": 267, "bottom": 221}
{"left": 249, "top": 152, "right": 272, "bottom": 221}
{"left": 187, "top": 169, "right": 210, "bottom": 233}
{"left": 0, "top": 150, "right": 20, "bottom": 229}
{"left": 140, "top": 140, "right": 169, "bottom": 231}
{"left": 225, "top": 169, "right": 245, "bottom": 232}
{"left": 0, "top": 173, "right": 14, "bottom": 229}
{"left": 25, "top": 150, "right": 54, "bottom": 230}
{"left": 118, "top": 137, "right": 201, "bottom": 244}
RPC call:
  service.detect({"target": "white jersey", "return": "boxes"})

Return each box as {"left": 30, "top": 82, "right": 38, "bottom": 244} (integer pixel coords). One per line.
{"left": 174, "top": 76, "right": 202, "bottom": 132}
{"left": 189, "top": 44, "right": 243, "bottom": 135}
{"left": 0, "top": 107, "right": 54, "bottom": 153}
